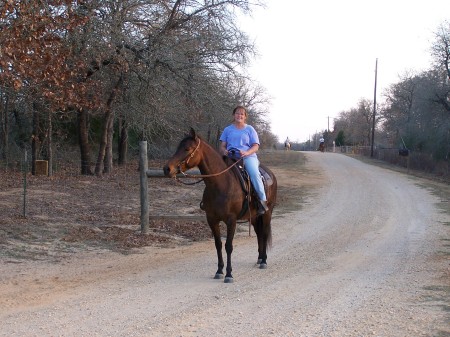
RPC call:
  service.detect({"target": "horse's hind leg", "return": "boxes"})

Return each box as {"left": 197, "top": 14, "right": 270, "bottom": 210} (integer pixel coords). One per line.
{"left": 253, "top": 217, "right": 265, "bottom": 266}
{"left": 208, "top": 220, "right": 224, "bottom": 279}
{"left": 254, "top": 213, "right": 271, "bottom": 269}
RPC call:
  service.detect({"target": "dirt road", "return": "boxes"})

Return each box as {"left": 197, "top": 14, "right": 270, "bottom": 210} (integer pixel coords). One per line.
{"left": 1, "top": 152, "right": 449, "bottom": 336}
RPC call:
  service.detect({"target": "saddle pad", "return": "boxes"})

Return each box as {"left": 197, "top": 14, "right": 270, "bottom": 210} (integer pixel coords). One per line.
{"left": 259, "top": 167, "right": 273, "bottom": 186}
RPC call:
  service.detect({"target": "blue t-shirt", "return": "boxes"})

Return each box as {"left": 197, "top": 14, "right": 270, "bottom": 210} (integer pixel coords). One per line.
{"left": 219, "top": 124, "right": 259, "bottom": 158}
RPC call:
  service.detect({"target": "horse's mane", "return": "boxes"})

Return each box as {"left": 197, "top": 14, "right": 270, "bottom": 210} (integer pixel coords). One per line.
{"left": 182, "top": 132, "right": 235, "bottom": 171}
{"left": 182, "top": 133, "right": 222, "bottom": 157}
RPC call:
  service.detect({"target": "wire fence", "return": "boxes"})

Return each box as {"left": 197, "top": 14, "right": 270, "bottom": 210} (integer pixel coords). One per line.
{"left": 1, "top": 142, "right": 448, "bottom": 183}
{"left": 334, "top": 145, "right": 449, "bottom": 181}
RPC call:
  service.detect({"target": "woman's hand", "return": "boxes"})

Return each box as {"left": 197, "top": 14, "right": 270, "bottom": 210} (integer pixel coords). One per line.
{"left": 241, "top": 144, "right": 259, "bottom": 157}
{"left": 240, "top": 150, "right": 249, "bottom": 157}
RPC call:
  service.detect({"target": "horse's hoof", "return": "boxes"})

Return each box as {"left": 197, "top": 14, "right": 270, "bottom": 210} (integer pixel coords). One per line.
{"left": 259, "top": 263, "right": 268, "bottom": 269}
{"left": 256, "top": 259, "right": 262, "bottom": 265}
{"left": 214, "top": 273, "right": 224, "bottom": 279}
{"left": 224, "top": 277, "right": 234, "bottom": 283}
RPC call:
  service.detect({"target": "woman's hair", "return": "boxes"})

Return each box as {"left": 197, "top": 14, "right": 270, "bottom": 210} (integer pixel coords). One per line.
{"left": 232, "top": 105, "right": 247, "bottom": 116}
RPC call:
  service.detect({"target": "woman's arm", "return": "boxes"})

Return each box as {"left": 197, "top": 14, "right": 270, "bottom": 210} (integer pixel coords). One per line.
{"left": 219, "top": 141, "right": 228, "bottom": 156}
{"left": 240, "top": 143, "right": 259, "bottom": 157}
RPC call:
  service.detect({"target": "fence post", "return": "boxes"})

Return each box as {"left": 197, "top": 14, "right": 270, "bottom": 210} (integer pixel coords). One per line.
{"left": 23, "top": 150, "right": 27, "bottom": 218}
{"left": 139, "top": 141, "right": 149, "bottom": 233}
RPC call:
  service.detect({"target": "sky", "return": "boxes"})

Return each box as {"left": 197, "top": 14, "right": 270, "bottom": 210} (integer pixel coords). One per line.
{"left": 238, "top": 0, "right": 450, "bottom": 142}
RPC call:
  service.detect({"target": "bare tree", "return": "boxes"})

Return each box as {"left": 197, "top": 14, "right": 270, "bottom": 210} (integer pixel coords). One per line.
{"left": 332, "top": 99, "right": 377, "bottom": 147}
{"left": 381, "top": 69, "right": 449, "bottom": 159}
{"left": 0, "top": 0, "right": 101, "bottom": 174}
{"left": 431, "top": 20, "right": 450, "bottom": 81}
{"left": 1, "top": 0, "right": 275, "bottom": 173}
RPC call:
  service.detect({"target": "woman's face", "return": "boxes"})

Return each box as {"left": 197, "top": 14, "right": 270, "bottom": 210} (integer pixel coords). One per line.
{"left": 233, "top": 108, "right": 247, "bottom": 123}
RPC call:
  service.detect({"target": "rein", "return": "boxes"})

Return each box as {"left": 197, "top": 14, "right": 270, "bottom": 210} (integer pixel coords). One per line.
{"left": 175, "top": 138, "right": 243, "bottom": 181}
{"left": 179, "top": 158, "right": 243, "bottom": 178}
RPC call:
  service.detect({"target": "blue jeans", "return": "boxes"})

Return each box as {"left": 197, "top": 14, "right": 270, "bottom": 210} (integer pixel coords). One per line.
{"left": 243, "top": 156, "right": 267, "bottom": 201}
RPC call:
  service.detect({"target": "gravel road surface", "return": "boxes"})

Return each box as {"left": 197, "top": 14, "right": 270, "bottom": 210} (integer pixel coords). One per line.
{"left": 1, "top": 152, "right": 449, "bottom": 337}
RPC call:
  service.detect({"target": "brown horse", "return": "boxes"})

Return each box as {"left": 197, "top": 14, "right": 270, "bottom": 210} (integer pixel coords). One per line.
{"left": 319, "top": 143, "right": 325, "bottom": 152}
{"left": 163, "top": 128, "right": 277, "bottom": 283}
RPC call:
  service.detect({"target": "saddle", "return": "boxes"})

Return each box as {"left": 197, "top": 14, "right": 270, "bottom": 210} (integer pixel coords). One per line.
{"left": 225, "top": 150, "right": 273, "bottom": 191}
{"left": 235, "top": 162, "right": 273, "bottom": 193}
{"left": 225, "top": 152, "right": 273, "bottom": 218}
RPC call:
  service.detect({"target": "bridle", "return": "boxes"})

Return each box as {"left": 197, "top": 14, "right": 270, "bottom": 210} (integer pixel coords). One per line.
{"left": 176, "top": 137, "right": 202, "bottom": 171}
{"left": 174, "top": 137, "right": 253, "bottom": 230}
{"left": 174, "top": 138, "right": 243, "bottom": 183}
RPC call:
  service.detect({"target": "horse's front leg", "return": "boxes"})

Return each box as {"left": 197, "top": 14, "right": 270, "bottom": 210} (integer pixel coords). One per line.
{"left": 224, "top": 217, "right": 237, "bottom": 283}
{"left": 208, "top": 219, "right": 224, "bottom": 279}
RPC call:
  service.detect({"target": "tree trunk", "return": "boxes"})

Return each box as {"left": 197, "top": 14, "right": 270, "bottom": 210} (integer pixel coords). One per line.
{"left": 95, "top": 111, "right": 111, "bottom": 176}
{"left": 95, "top": 76, "right": 123, "bottom": 176}
{"left": 31, "top": 102, "right": 40, "bottom": 175}
{"left": 47, "top": 109, "right": 53, "bottom": 176}
{"left": 78, "top": 108, "right": 93, "bottom": 175}
{"left": 104, "top": 114, "right": 114, "bottom": 174}
{"left": 118, "top": 116, "right": 128, "bottom": 165}
{"left": 0, "top": 90, "right": 8, "bottom": 160}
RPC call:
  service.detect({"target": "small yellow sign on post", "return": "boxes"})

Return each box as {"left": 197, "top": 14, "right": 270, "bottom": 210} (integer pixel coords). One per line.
{"left": 35, "top": 160, "right": 48, "bottom": 175}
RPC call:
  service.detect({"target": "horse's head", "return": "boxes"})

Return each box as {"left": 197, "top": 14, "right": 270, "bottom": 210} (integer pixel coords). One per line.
{"left": 163, "top": 128, "right": 202, "bottom": 178}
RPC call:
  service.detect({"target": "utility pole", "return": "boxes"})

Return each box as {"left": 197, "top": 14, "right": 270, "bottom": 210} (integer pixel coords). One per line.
{"left": 371, "top": 58, "right": 378, "bottom": 158}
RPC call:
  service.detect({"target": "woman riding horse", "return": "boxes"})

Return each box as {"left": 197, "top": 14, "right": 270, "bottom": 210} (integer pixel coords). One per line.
{"left": 163, "top": 128, "right": 277, "bottom": 283}
{"left": 318, "top": 137, "right": 325, "bottom": 152}
{"left": 284, "top": 137, "right": 290, "bottom": 151}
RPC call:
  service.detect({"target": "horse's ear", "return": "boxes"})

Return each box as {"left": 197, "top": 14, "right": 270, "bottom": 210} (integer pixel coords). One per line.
{"left": 189, "top": 127, "right": 197, "bottom": 139}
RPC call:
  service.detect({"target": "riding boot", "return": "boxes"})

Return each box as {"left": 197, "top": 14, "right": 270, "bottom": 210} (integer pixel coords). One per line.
{"left": 258, "top": 200, "right": 269, "bottom": 215}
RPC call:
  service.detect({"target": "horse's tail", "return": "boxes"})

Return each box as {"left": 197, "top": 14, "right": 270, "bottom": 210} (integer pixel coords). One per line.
{"left": 257, "top": 212, "right": 273, "bottom": 250}
{"left": 267, "top": 219, "right": 273, "bottom": 249}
